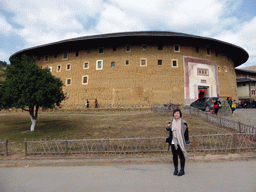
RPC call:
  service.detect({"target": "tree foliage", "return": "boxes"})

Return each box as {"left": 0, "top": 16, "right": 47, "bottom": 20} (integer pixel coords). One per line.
{"left": 0, "top": 55, "right": 66, "bottom": 131}
{"left": 0, "top": 61, "right": 8, "bottom": 68}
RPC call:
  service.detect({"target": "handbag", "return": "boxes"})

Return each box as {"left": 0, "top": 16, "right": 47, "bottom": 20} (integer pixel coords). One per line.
{"left": 166, "top": 136, "right": 171, "bottom": 144}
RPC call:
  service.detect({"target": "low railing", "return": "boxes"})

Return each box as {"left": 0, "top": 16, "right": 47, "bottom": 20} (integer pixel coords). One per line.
{"left": 24, "top": 133, "right": 256, "bottom": 155}
{"left": 0, "top": 139, "right": 8, "bottom": 156}
{"left": 189, "top": 107, "right": 256, "bottom": 135}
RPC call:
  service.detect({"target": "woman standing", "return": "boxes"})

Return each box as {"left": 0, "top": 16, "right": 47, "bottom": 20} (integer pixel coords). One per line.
{"left": 213, "top": 98, "right": 221, "bottom": 115}
{"left": 166, "top": 109, "right": 189, "bottom": 176}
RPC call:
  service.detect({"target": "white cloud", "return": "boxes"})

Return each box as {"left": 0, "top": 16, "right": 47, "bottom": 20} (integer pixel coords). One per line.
{"left": 214, "top": 16, "right": 256, "bottom": 66}
{"left": 1, "top": 0, "right": 255, "bottom": 69}
{"left": 95, "top": 4, "right": 147, "bottom": 33}
{"left": 2, "top": 0, "right": 104, "bottom": 47}
{"left": 0, "top": 15, "right": 13, "bottom": 34}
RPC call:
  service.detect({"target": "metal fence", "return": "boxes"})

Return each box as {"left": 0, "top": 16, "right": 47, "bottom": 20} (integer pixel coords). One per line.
{"left": 0, "top": 139, "right": 8, "bottom": 156}
{"left": 189, "top": 107, "right": 256, "bottom": 135}
{"left": 24, "top": 133, "right": 256, "bottom": 155}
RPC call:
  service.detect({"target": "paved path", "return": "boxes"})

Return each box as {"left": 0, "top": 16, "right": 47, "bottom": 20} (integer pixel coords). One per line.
{"left": 0, "top": 160, "right": 255, "bottom": 192}
{"left": 222, "top": 108, "right": 256, "bottom": 127}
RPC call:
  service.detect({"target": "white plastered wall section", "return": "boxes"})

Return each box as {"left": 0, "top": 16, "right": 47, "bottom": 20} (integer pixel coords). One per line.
{"left": 189, "top": 63, "right": 217, "bottom": 99}
{"left": 184, "top": 56, "right": 219, "bottom": 106}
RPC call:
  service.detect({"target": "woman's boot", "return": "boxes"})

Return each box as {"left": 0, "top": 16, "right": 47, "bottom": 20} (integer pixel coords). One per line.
{"left": 177, "top": 159, "right": 185, "bottom": 176}
{"left": 173, "top": 156, "right": 178, "bottom": 175}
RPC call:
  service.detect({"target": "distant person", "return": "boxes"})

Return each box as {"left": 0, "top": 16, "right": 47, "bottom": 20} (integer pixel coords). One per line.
{"left": 166, "top": 109, "right": 190, "bottom": 176}
{"left": 241, "top": 99, "right": 245, "bottom": 108}
{"left": 213, "top": 98, "right": 221, "bottom": 115}
{"left": 94, "top": 99, "right": 98, "bottom": 108}
{"left": 227, "top": 97, "right": 232, "bottom": 109}
{"left": 231, "top": 100, "right": 236, "bottom": 116}
{"left": 85, "top": 99, "right": 89, "bottom": 108}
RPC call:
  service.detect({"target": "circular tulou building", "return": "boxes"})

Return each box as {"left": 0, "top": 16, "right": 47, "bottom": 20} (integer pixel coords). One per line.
{"left": 10, "top": 31, "right": 249, "bottom": 109}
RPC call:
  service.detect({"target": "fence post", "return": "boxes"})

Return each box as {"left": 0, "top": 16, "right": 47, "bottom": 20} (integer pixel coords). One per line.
{"left": 106, "top": 138, "right": 110, "bottom": 154}
{"left": 24, "top": 138, "right": 27, "bottom": 156}
{"left": 238, "top": 121, "right": 242, "bottom": 133}
{"left": 65, "top": 137, "right": 68, "bottom": 155}
{"left": 232, "top": 133, "right": 237, "bottom": 152}
{"left": 4, "top": 139, "right": 8, "bottom": 156}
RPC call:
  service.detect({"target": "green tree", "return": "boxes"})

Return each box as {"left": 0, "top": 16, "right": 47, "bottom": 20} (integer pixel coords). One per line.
{"left": 0, "top": 55, "right": 66, "bottom": 131}
{"left": 0, "top": 61, "right": 8, "bottom": 67}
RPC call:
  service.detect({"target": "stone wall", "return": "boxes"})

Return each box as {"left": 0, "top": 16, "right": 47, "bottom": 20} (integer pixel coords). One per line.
{"left": 37, "top": 41, "right": 238, "bottom": 108}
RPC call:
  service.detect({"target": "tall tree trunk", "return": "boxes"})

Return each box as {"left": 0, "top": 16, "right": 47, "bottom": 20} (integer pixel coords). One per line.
{"left": 29, "top": 105, "right": 39, "bottom": 132}
{"left": 30, "top": 115, "right": 36, "bottom": 132}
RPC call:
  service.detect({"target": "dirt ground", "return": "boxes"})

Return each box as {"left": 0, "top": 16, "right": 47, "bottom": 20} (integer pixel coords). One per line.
{"left": 1, "top": 150, "right": 256, "bottom": 168}
{"left": 1, "top": 109, "right": 255, "bottom": 167}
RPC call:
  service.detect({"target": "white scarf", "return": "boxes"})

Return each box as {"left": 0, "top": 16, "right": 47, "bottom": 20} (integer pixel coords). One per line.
{"left": 172, "top": 118, "right": 187, "bottom": 157}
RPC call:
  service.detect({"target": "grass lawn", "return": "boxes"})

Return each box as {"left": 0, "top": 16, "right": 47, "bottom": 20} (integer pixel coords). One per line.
{"left": 0, "top": 109, "right": 227, "bottom": 154}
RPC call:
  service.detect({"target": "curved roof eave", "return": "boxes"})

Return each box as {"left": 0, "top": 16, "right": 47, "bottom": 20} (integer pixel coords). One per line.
{"left": 10, "top": 31, "right": 249, "bottom": 67}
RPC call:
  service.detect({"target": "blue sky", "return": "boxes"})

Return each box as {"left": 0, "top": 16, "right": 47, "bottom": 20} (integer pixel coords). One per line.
{"left": 0, "top": 0, "right": 256, "bottom": 68}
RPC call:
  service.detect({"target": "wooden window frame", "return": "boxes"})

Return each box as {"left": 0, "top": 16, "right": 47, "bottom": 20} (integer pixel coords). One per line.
{"left": 174, "top": 45, "right": 180, "bottom": 52}
{"left": 82, "top": 75, "right": 89, "bottom": 85}
{"left": 140, "top": 58, "right": 147, "bottom": 67}
{"left": 96, "top": 60, "right": 103, "bottom": 70}
{"left": 172, "top": 59, "right": 178, "bottom": 68}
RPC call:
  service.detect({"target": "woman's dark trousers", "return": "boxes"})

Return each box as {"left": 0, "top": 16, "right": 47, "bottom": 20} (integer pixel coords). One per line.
{"left": 171, "top": 144, "right": 185, "bottom": 176}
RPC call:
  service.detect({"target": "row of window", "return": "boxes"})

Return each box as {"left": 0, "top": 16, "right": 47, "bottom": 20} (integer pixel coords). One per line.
{"left": 41, "top": 45, "right": 180, "bottom": 62}
{"left": 48, "top": 59, "right": 179, "bottom": 73}
{"left": 66, "top": 76, "right": 88, "bottom": 86}
{"left": 40, "top": 44, "right": 226, "bottom": 62}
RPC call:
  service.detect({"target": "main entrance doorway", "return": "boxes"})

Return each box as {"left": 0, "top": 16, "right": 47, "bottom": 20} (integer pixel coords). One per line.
{"left": 198, "top": 86, "right": 209, "bottom": 99}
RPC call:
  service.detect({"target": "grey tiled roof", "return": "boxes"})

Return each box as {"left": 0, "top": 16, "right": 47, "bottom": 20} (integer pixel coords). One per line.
{"left": 10, "top": 31, "right": 249, "bottom": 66}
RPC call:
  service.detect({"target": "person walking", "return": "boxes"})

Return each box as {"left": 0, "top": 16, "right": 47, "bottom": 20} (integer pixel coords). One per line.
{"left": 94, "top": 99, "right": 98, "bottom": 108}
{"left": 166, "top": 109, "right": 189, "bottom": 176}
{"left": 85, "top": 99, "right": 89, "bottom": 108}
{"left": 213, "top": 98, "right": 221, "bottom": 115}
{"left": 231, "top": 100, "right": 236, "bottom": 116}
{"left": 227, "top": 97, "right": 232, "bottom": 108}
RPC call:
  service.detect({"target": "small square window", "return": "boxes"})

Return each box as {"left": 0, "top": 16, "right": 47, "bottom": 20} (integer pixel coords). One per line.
{"left": 66, "top": 64, "right": 71, "bottom": 70}
{"left": 206, "top": 47, "right": 210, "bottom": 55}
{"left": 126, "top": 45, "right": 131, "bottom": 52}
{"left": 158, "top": 60, "right": 162, "bottom": 65}
{"left": 158, "top": 45, "right": 163, "bottom": 50}
{"left": 82, "top": 76, "right": 88, "bottom": 85}
{"left": 66, "top": 78, "right": 71, "bottom": 85}
{"left": 174, "top": 45, "right": 180, "bottom": 52}
{"left": 63, "top": 52, "right": 68, "bottom": 59}
{"left": 143, "top": 45, "right": 147, "bottom": 51}
{"left": 45, "top": 55, "right": 49, "bottom": 61}
{"left": 99, "top": 47, "right": 104, "bottom": 53}
{"left": 125, "top": 60, "right": 129, "bottom": 65}
{"left": 84, "top": 62, "right": 89, "bottom": 69}
{"left": 48, "top": 67, "right": 52, "bottom": 73}
{"left": 217, "top": 66, "right": 221, "bottom": 72}
{"left": 111, "top": 62, "right": 115, "bottom": 67}
{"left": 140, "top": 59, "right": 147, "bottom": 67}
{"left": 57, "top": 65, "right": 61, "bottom": 72}
{"left": 96, "top": 60, "right": 103, "bottom": 70}
{"left": 172, "top": 60, "right": 178, "bottom": 67}
{"left": 224, "top": 66, "right": 228, "bottom": 72}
